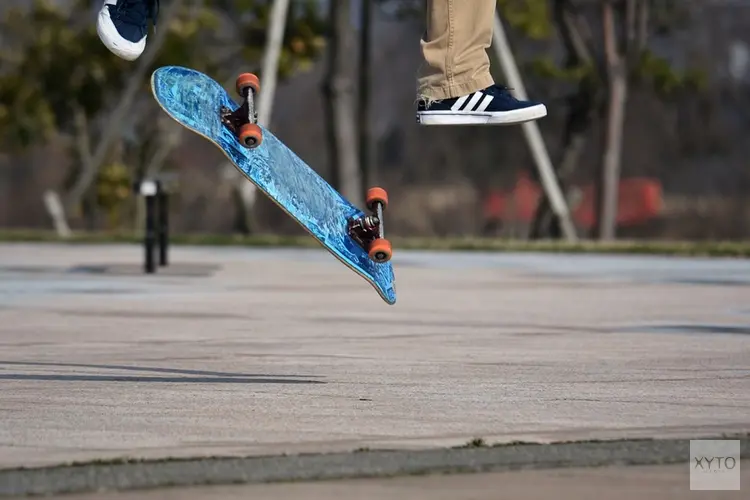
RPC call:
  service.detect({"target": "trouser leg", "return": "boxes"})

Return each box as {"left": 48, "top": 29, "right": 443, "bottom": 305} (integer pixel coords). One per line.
{"left": 417, "top": 0, "right": 496, "bottom": 101}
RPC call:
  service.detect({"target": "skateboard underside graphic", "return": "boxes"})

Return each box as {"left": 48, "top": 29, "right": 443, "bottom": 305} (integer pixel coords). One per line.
{"left": 150, "top": 66, "right": 396, "bottom": 305}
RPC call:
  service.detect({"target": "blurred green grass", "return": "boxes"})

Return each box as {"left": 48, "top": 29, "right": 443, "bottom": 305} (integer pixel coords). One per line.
{"left": 1, "top": 229, "right": 749, "bottom": 258}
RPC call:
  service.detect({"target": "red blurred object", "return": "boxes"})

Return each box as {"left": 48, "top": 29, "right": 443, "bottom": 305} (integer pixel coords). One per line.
{"left": 483, "top": 173, "right": 662, "bottom": 229}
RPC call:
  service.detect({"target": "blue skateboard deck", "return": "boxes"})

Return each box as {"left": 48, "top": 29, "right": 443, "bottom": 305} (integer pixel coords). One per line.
{"left": 151, "top": 66, "right": 396, "bottom": 305}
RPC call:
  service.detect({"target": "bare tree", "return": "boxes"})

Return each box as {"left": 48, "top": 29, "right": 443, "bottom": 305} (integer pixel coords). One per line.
{"left": 595, "top": 0, "right": 629, "bottom": 240}
{"left": 530, "top": 3, "right": 599, "bottom": 238}
{"left": 529, "top": 0, "right": 655, "bottom": 241}
{"left": 595, "top": 0, "right": 649, "bottom": 240}
{"left": 530, "top": 0, "right": 602, "bottom": 238}
{"left": 323, "top": 0, "right": 363, "bottom": 208}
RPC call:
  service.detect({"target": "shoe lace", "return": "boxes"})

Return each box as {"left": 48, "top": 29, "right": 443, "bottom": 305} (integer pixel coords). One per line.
{"left": 490, "top": 84, "right": 515, "bottom": 94}
{"left": 488, "top": 84, "right": 520, "bottom": 102}
{"left": 114, "top": 0, "right": 160, "bottom": 27}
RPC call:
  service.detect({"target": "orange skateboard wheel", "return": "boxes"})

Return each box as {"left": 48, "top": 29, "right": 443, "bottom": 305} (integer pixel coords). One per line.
{"left": 236, "top": 73, "right": 260, "bottom": 97}
{"left": 366, "top": 187, "right": 388, "bottom": 211}
{"left": 238, "top": 123, "right": 262, "bottom": 149}
{"left": 368, "top": 238, "right": 392, "bottom": 263}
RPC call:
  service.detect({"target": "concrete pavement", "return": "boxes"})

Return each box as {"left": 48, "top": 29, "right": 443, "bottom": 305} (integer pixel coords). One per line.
{"left": 0, "top": 243, "right": 748, "bottom": 495}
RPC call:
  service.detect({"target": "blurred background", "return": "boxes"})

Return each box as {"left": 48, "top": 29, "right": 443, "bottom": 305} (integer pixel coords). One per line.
{"left": 1, "top": 0, "right": 749, "bottom": 242}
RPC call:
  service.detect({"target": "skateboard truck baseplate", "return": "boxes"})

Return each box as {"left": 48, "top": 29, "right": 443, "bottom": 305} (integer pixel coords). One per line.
{"left": 220, "top": 101, "right": 255, "bottom": 135}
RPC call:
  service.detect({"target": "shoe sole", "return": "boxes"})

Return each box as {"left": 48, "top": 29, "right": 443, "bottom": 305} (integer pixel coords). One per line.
{"left": 417, "top": 104, "right": 547, "bottom": 125}
{"left": 97, "top": 5, "right": 147, "bottom": 61}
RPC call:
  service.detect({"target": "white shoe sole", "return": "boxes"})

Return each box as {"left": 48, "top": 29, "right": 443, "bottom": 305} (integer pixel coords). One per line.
{"left": 417, "top": 103, "right": 547, "bottom": 125}
{"left": 97, "top": 5, "right": 147, "bottom": 61}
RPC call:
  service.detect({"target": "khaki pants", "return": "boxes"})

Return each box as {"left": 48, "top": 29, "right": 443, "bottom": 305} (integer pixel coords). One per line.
{"left": 417, "top": 0, "right": 496, "bottom": 101}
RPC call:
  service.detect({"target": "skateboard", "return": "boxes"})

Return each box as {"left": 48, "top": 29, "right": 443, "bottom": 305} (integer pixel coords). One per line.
{"left": 150, "top": 66, "right": 396, "bottom": 305}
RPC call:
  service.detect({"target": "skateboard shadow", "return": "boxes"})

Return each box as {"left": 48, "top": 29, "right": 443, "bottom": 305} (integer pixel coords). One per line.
{"left": 0, "top": 361, "right": 325, "bottom": 384}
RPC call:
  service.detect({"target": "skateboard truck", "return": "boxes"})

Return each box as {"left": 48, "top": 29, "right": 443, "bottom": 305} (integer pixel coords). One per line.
{"left": 221, "top": 73, "right": 263, "bottom": 149}
{"left": 348, "top": 187, "right": 393, "bottom": 263}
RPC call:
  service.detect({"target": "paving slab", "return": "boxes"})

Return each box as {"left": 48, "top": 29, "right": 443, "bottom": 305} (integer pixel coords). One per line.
{"left": 0, "top": 243, "right": 748, "bottom": 473}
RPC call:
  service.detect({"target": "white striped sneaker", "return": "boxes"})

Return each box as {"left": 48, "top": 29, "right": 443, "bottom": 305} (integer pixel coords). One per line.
{"left": 416, "top": 84, "right": 547, "bottom": 125}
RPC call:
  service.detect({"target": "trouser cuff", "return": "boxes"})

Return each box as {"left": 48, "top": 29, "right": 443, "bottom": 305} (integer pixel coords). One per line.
{"left": 418, "top": 73, "right": 495, "bottom": 101}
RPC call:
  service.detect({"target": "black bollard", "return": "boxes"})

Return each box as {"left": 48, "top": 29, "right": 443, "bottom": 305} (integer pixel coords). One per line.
{"left": 144, "top": 191, "right": 157, "bottom": 274}
{"left": 157, "top": 182, "right": 169, "bottom": 267}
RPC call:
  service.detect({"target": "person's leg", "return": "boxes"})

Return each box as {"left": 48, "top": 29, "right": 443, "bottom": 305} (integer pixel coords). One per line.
{"left": 97, "top": 0, "right": 161, "bottom": 61}
{"left": 417, "top": 0, "right": 495, "bottom": 101}
{"left": 416, "top": 0, "right": 547, "bottom": 125}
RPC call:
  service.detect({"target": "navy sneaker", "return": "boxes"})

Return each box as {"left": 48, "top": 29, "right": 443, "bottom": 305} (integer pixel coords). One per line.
{"left": 416, "top": 84, "right": 547, "bottom": 125}
{"left": 97, "top": 0, "right": 160, "bottom": 61}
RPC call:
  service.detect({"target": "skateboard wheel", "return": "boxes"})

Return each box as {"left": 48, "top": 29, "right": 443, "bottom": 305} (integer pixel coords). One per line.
{"left": 368, "top": 238, "right": 392, "bottom": 263}
{"left": 236, "top": 73, "right": 260, "bottom": 97}
{"left": 239, "top": 123, "right": 262, "bottom": 148}
{"left": 366, "top": 187, "right": 388, "bottom": 211}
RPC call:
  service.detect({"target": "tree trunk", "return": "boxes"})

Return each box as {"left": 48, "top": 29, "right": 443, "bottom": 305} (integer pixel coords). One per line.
{"left": 596, "top": 0, "right": 628, "bottom": 240}
{"left": 358, "top": 0, "right": 373, "bottom": 192}
{"left": 322, "top": 0, "right": 363, "bottom": 208}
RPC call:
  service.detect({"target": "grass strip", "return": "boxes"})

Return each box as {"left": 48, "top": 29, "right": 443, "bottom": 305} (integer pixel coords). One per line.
{"left": 1, "top": 229, "right": 749, "bottom": 258}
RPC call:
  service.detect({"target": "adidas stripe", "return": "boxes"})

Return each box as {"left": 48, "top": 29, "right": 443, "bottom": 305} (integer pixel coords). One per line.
{"left": 450, "top": 91, "right": 495, "bottom": 112}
